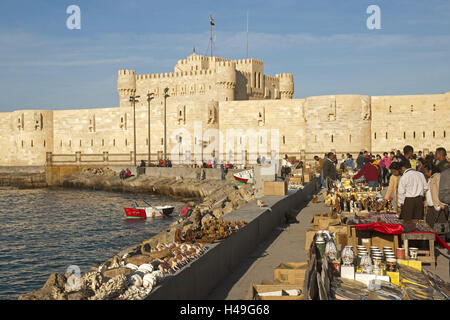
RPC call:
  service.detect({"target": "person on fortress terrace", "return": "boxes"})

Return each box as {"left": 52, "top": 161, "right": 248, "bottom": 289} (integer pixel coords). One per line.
{"left": 423, "top": 161, "right": 448, "bottom": 229}
{"left": 384, "top": 162, "right": 401, "bottom": 211}
{"left": 323, "top": 152, "right": 337, "bottom": 190}
{"left": 435, "top": 147, "right": 449, "bottom": 172}
{"left": 352, "top": 158, "right": 380, "bottom": 191}
{"left": 398, "top": 159, "right": 428, "bottom": 221}
{"left": 356, "top": 152, "right": 365, "bottom": 170}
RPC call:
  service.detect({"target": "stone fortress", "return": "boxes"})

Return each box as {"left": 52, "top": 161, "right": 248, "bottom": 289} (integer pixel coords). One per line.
{"left": 0, "top": 53, "right": 449, "bottom": 166}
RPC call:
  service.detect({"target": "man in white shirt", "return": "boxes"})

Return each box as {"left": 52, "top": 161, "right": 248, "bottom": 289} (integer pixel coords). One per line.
{"left": 398, "top": 160, "right": 428, "bottom": 221}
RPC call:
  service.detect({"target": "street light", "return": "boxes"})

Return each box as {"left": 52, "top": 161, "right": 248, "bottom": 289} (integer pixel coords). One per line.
{"left": 129, "top": 95, "right": 140, "bottom": 167}
{"left": 146, "top": 92, "right": 154, "bottom": 166}
{"left": 163, "top": 87, "right": 170, "bottom": 161}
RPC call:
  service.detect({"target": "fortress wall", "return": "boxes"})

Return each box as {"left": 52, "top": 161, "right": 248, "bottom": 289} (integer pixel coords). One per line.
{"left": 0, "top": 112, "right": 16, "bottom": 165}
{"left": 218, "top": 99, "right": 306, "bottom": 162}
{"left": 0, "top": 110, "right": 54, "bottom": 166}
{"left": 304, "top": 95, "right": 372, "bottom": 158}
{"left": 52, "top": 107, "right": 133, "bottom": 156}
{"left": 370, "top": 93, "right": 450, "bottom": 153}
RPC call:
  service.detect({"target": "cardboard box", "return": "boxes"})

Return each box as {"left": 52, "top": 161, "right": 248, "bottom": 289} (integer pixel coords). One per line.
{"left": 318, "top": 217, "right": 340, "bottom": 230}
{"left": 335, "top": 232, "right": 348, "bottom": 250}
{"left": 386, "top": 271, "right": 400, "bottom": 286}
{"left": 305, "top": 229, "right": 317, "bottom": 251}
{"left": 341, "top": 265, "right": 355, "bottom": 280}
{"left": 328, "top": 225, "right": 347, "bottom": 235}
{"left": 397, "top": 259, "right": 422, "bottom": 271}
{"left": 264, "top": 181, "right": 287, "bottom": 196}
{"left": 252, "top": 284, "right": 304, "bottom": 300}
{"left": 273, "top": 262, "right": 308, "bottom": 285}
{"left": 354, "top": 273, "right": 390, "bottom": 287}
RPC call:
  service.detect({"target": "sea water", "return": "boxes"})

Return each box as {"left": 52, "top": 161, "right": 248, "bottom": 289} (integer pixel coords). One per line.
{"left": 0, "top": 188, "right": 185, "bottom": 300}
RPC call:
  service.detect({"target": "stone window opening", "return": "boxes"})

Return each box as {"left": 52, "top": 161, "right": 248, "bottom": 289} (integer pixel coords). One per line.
{"left": 445, "top": 131, "right": 447, "bottom": 138}
{"left": 423, "top": 132, "right": 425, "bottom": 138}
{"left": 21, "top": 140, "right": 24, "bottom": 148}
{"left": 433, "top": 131, "right": 435, "bottom": 138}
{"left": 31, "top": 140, "right": 34, "bottom": 147}
{"left": 331, "top": 135, "right": 334, "bottom": 143}
{"left": 389, "top": 106, "right": 392, "bottom": 113}
{"left": 433, "top": 104, "right": 436, "bottom": 111}
{"left": 69, "top": 140, "right": 72, "bottom": 147}
{"left": 91, "top": 140, "right": 93, "bottom": 147}
{"left": 125, "top": 139, "right": 128, "bottom": 146}
{"left": 60, "top": 140, "right": 63, "bottom": 147}
{"left": 282, "top": 136, "right": 286, "bottom": 145}
{"left": 413, "top": 131, "right": 416, "bottom": 139}
{"left": 113, "top": 139, "right": 115, "bottom": 147}
{"left": 161, "top": 138, "right": 163, "bottom": 146}
{"left": 102, "top": 139, "right": 104, "bottom": 147}
{"left": 403, "top": 132, "right": 406, "bottom": 139}
{"left": 386, "top": 132, "right": 388, "bottom": 139}
{"left": 44, "top": 140, "right": 46, "bottom": 147}
{"left": 410, "top": 105, "right": 413, "bottom": 112}
{"left": 374, "top": 132, "right": 376, "bottom": 140}
{"left": 79, "top": 140, "right": 82, "bottom": 147}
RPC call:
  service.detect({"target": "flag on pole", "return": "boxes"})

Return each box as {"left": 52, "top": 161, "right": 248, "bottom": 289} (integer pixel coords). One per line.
{"left": 210, "top": 14, "right": 215, "bottom": 26}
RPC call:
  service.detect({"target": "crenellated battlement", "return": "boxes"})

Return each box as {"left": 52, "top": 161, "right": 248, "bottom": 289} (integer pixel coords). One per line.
{"left": 135, "top": 69, "right": 215, "bottom": 81}
{"left": 234, "top": 58, "right": 263, "bottom": 65}
{"left": 118, "top": 70, "right": 136, "bottom": 76}
{"left": 276, "top": 73, "right": 294, "bottom": 79}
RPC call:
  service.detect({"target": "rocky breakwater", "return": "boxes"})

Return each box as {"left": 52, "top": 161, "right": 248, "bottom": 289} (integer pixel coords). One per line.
{"left": 61, "top": 167, "right": 235, "bottom": 200}
{"left": 18, "top": 169, "right": 256, "bottom": 300}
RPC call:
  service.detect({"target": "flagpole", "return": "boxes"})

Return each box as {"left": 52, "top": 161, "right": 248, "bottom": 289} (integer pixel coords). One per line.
{"left": 210, "top": 16, "right": 213, "bottom": 57}
{"left": 246, "top": 11, "right": 248, "bottom": 59}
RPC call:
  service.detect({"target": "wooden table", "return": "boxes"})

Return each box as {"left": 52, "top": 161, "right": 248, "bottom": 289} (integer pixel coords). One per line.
{"left": 401, "top": 232, "right": 436, "bottom": 268}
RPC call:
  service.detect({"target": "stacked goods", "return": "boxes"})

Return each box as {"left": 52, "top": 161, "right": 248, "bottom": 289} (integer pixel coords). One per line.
{"left": 190, "top": 219, "right": 247, "bottom": 243}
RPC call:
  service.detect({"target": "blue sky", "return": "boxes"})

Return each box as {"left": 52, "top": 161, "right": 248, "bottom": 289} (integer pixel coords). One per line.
{"left": 0, "top": 0, "right": 449, "bottom": 111}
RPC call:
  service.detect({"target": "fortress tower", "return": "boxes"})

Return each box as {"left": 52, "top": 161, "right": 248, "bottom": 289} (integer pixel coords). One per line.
{"left": 215, "top": 61, "right": 236, "bottom": 101}
{"left": 277, "top": 73, "right": 294, "bottom": 99}
{"left": 117, "top": 70, "right": 136, "bottom": 108}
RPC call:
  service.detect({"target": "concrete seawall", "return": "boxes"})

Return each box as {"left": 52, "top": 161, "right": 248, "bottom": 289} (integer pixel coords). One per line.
{"left": 0, "top": 166, "right": 47, "bottom": 188}
{"left": 146, "top": 178, "right": 320, "bottom": 300}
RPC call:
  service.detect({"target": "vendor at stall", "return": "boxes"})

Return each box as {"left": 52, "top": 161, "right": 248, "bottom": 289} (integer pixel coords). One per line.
{"left": 398, "top": 159, "right": 428, "bottom": 221}
{"left": 352, "top": 158, "right": 379, "bottom": 190}
{"left": 384, "top": 161, "right": 401, "bottom": 211}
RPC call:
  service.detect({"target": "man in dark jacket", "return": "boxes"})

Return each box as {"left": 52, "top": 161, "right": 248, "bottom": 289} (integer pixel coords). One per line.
{"left": 323, "top": 152, "right": 337, "bottom": 190}
{"left": 356, "top": 152, "right": 365, "bottom": 170}
{"left": 439, "top": 167, "right": 450, "bottom": 205}
{"left": 435, "top": 147, "right": 449, "bottom": 172}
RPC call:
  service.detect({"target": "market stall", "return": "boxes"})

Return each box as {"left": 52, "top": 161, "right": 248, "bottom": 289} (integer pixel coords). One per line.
{"left": 302, "top": 176, "right": 450, "bottom": 300}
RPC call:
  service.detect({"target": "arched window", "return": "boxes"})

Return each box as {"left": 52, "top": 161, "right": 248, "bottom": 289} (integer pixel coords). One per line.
{"left": 385, "top": 132, "right": 388, "bottom": 139}
{"left": 413, "top": 131, "right": 416, "bottom": 139}
{"left": 433, "top": 131, "right": 436, "bottom": 138}
{"left": 331, "top": 135, "right": 334, "bottom": 143}
{"left": 374, "top": 132, "right": 377, "bottom": 140}
{"left": 282, "top": 136, "right": 286, "bottom": 145}
{"left": 403, "top": 132, "right": 406, "bottom": 139}
{"left": 102, "top": 139, "right": 104, "bottom": 147}
{"left": 80, "top": 140, "right": 82, "bottom": 147}
{"left": 410, "top": 105, "right": 413, "bottom": 112}
{"left": 423, "top": 132, "right": 425, "bottom": 138}
{"left": 433, "top": 104, "right": 436, "bottom": 111}
{"left": 389, "top": 106, "right": 392, "bottom": 113}
{"left": 113, "top": 139, "right": 115, "bottom": 147}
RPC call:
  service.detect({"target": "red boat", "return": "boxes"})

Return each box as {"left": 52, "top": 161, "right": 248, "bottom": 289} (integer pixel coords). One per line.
{"left": 124, "top": 207, "right": 147, "bottom": 219}
{"left": 124, "top": 205, "right": 175, "bottom": 219}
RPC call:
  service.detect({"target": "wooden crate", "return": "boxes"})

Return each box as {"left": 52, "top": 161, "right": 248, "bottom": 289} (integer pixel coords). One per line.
{"left": 251, "top": 284, "right": 304, "bottom": 300}
{"left": 264, "top": 181, "right": 287, "bottom": 196}
{"left": 273, "top": 262, "right": 308, "bottom": 285}
{"left": 305, "top": 229, "right": 317, "bottom": 251}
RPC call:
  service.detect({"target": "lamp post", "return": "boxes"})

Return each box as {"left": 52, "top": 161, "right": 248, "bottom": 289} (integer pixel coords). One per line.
{"left": 129, "top": 95, "right": 140, "bottom": 167}
{"left": 146, "top": 92, "right": 154, "bottom": 166}
{"left": 163, "top": 87, "right": 170, "bottom": 161}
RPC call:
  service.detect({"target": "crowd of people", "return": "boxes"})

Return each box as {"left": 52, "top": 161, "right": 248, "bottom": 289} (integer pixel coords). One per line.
{"left": 314, "top": 146, "right": 450, "bottom": 229}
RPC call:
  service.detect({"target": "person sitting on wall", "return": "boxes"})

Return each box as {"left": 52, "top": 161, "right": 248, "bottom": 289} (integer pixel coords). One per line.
{"left": 119, "top": 169, "right": 126, "bottom": 180}
{"left": 167, "top": 159, "right": 172, "bottom": 167}
{"left": 124, "top": 168, "right": 133, "bottom": 179}
{"left": 139, "top": 160, "right": 146, "bottom": 168}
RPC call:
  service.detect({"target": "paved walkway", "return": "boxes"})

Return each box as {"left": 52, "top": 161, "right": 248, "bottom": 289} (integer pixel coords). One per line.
{"left": 208, "top": 192, "right": 450, "bottom": 300}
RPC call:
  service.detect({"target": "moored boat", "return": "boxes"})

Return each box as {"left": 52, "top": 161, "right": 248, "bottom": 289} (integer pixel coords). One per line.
{"left": 124, "top": 205, "right": 175, "bottom": 219}
{"left": 233, "top": 169, "right": 253, "bottom": 184}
